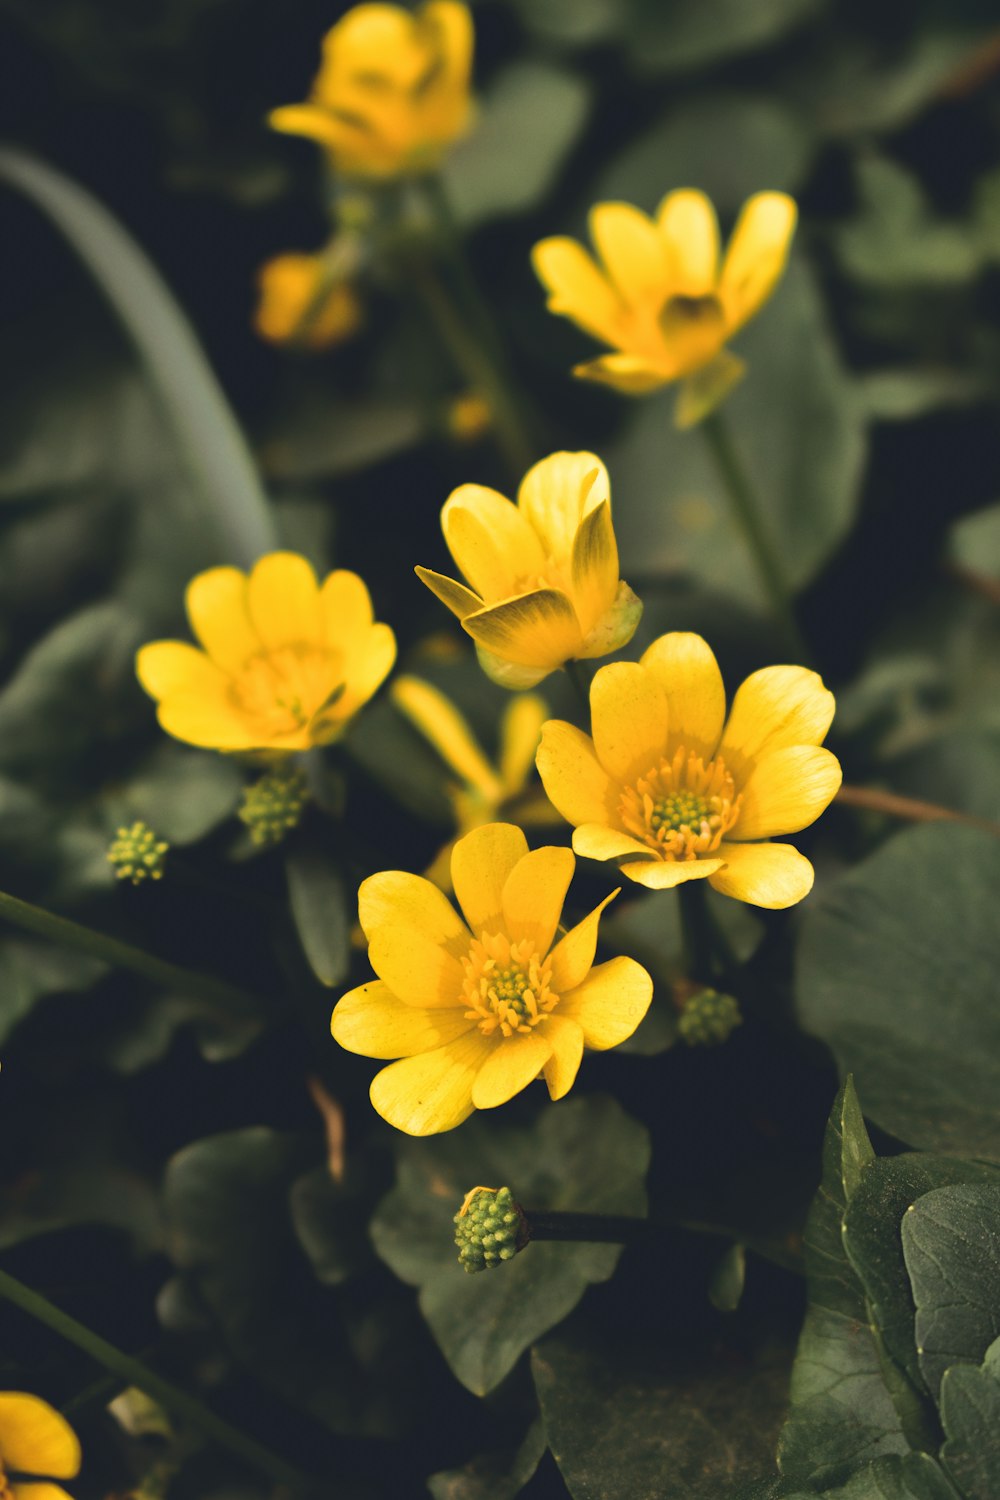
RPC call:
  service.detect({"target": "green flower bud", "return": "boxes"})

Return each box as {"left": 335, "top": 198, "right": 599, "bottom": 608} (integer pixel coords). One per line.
{"left": 107, "top": 821, "right": 169, "bottom": 885}
{"left": 454, "top": 1186, "right": 527, "bottom": 1274}
{"left": 238, "top": 765, "right": 309, "bottom": 847}
{"left": 677, "top": 987, "right": 742, "bottom": 1046}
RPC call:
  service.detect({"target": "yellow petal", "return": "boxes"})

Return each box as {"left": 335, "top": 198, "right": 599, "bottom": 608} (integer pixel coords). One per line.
{"left": 331, "top": 980, "right": 473, "bottom": 1058}
{"left": 718, "top": 665, "right": 836, "bottom": 781}
{"left": 674, "top": 349, "right": 746, "bottom": 429}
{"left": 329, "top": 622, "right": 396, "bottom": 731}
{"left": 577, "top": 578, "right": 643, "bottom": 660}
{"left": 156, "top": 687, "right": 260, "bottom": 752}
{"left": 185, "top": 566, "right": 258, "bottom": 672}
{"left": 618, "top": 857, "right": 722, "bottom": 890}
{"left": 368, "top": 927, "right": 465, "bottom": 1008}
{"left": 571, "top": 500, "right": 619, "bottom": 634}
{"left": 10, "top": 1484, "right": 77, "bottom": 1500}
{"left": 655, "top": 190, "right": 720, "bottom": 298}
{"left": 247, "top": 552, "right": 322, "bottom": 650}
{"left": 442, "top": 485, "right": 546, "bottom": 602}
{"left": 414, "top": 566, "right": 482, "bottom": 621}
{"left": 572, "top": 825, "right": 652, "bottom": 863}
{"left": 268, "top": 104, "right": 345, "bottom": 152}
{"left": 0, "top": 1394, "right": 80, "bottom": 1479}
{"left": 135, "top": 641, "right": 225, "bottom": 702}
{"left": 462, "top": 590, "right": 583, "bottom": 671}
{"left": 498, "top": 693, "right": 547, "bottom": 797}
{"left": 475, "top": 647, "right": 552, "bottom": 691}
{"left": 559, "top": 955, "right": 652, "bottom": 1050}
{"left": 517, "top": 450, "right": 609, "bottom": 559}
{"left": 731, "top": 745, "right": 842, "bottom": 841}
{"left": 709, "top": 840, "right": 813, "bottom": 908}
{"left": 470, "top": 1030, "right": 552, "bottom": 1109}
{"left": 370, "top": 1029, "right": 494, "bottom": 1135}
{"left": 720, "top": 192, "right": 797, "bottom": 336}
{"left": 542, "top": 1014, "right": 585, "bottom": 1100}
{"left": 572, "top": 353, "right": 669, "bottom": 393}
{"left": 536, "top": 720, "right": 616, "bottom": 827}
{"left": 590, "top": 661, "right": 668, "bottom": 783}
{"left": 549, "top": 889, "right": 618, "bottom": 992}
{"left": 640, "top": 632, "right": 726, "bottom": 761}
{"left": 422, "top": 0, "right": 474, "bottom": 88}
{"left": 589, "top": 201, "right": 670, "bottom": 306}
{"left": 392, "top": 676, "right": 502, "bottom": 802}
{"left": 501, "top": 845, "right": 575, "bottom": 953}
{"left": 320, "top": 570, "right": 374, "bottom": 646}
{"left": 358, "top": 870, "right": 468, "bottom": 953}
{"left": 531, "top": 236, "right": 624, "bottom": 345}
{"left": 451, "top": 822, "right": 528, "bottom": 935}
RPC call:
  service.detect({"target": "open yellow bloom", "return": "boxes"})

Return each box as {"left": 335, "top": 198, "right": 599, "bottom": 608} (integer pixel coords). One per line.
{"left": 536, "top": 633, "right": 841, "bottom": 908}
{"left": 254, "top": 254, "right": 362, "bottom": 348}
{"left": 269, "top": 1, "right": 474, "bottom": 179}
{"left": 0, "top": 1392, "right": 81, "bottom": 1500}
{"left": 415, "top": 451, "right": 642, "bottom": 690}
{"left": 532, "top": 190, "right": 797, "bottom": 427}
{"left": 331, "top": 822, "right": 652, "bottom": 1134}
{"left": 136, "top": 552, "right": 396, "bottom": 753}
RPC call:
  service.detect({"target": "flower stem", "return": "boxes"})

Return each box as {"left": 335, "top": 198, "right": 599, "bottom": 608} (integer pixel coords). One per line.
{"left": 835, "top": 783, "right": 1000, "bottom": 837}
{"left": 0, "top": 1266, "right": 317, "bottom": 1494}
{"left": 563, "top": 658, "right": 592, "bottom": 719}
{"left": 701, "top": 410, "right": 809, "bottom": 663}
{"left": 526, "top": 1210, "right": 651, "bottom": 1245}
{"left": 677, "top": 879, "right": 713, "bottom": 981}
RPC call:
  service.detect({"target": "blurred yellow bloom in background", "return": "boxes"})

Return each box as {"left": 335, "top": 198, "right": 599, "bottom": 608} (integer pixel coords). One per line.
{"left": 391, "top": 674, "right": 562, "bottom": 887}
{"left": 332, "top": 822, "right": 652, "bottom": 1134}
{"left": 0, "top": 1391, "right": 80, "bottom": 1500}
{"left": 254, "top": 254, "right": 362, "bottom": 348}
{"left": 532, "top": 190, "right": 797, "bottom": 427}
{"left": 536, "top": 632, "right": 841, "bottom": 908}
{"left": 269, "top": 1, "right": 474, "bottom": 179}
{"left": 137, "top": 552, "right": 395, "bottom": 753}
{"left": 415, "top": 451, "right": 642, "bottom": 689}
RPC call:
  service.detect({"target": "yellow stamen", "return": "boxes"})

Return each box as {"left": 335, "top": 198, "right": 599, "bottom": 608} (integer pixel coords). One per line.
{"left": 461, "top": 931, "right": 560, "bottom": 1038}
{"left": 230, "top": 644, "right": 344, "bottom": 739}
{"left": 619, "top": 745, "right": 741, "bottom": 861}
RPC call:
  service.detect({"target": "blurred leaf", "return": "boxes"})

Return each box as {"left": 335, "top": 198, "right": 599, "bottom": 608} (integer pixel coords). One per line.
{"left": 444, "top": 62, "right": 591, "bottom": 226}
{"left": 858, "top": 369, "right": 991, "bottom": 422}
{"left": 837, "top": 156, "right": 980, "bottom": 287}
{"left": 108, "top": 742, "right": 243, "bottom": 845}
{"left": 939, "top": 1337, "right": 1000, "bottom": 1500}
{"left": 260, "top": 396, "right": 424, "bottom": 482}
{"left": 289, "top": 1163, "right": 378, "bottom": 1286}
{"left": 371, "top": 1095, "right": 649, "bottom": 1395}
{"left": 797, "top": 824, "right": 1000, "bottom": 1160}
{"left": 888, "top": 729, "right": 1000, "bottom": 823}
{"left": 509, "top": 0, "right": 621, "bottom": 45}
{"left": 427, "top": 1418, "right": 547, "bottom": 1500}
{"left": 98, "top": 988, "right": 267, "bottom": 1072}
{"left": 0, "top": 938, "right": 105, "bottom": 1046}
{"left": 285, "top": 845, "right": 351, "bottom": 988}
{"left": 950, "top": 503, "right": 1000, "bottom": 579}
{"left": 621, "top": 0, "right": 820, "bottom": 72}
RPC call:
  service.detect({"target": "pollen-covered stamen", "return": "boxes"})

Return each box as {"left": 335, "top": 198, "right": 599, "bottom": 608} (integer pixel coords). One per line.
{"left": 462, "top": 930, "right": 560, "bottom": 1038}
{"left": 619, "top": 745, "right": 741, "bottom": 861}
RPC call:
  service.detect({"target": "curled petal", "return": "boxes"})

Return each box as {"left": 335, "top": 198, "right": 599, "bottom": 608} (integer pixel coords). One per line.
{"left": 462, "top": 589, "right": 583, "bottom": 672}
{"left": 549, "top": 889, "right": 618, "bottom": 993}
{"left": 518, "top": 450, "right": 609, "bottom": 559}
{"left": 414, "top": 566, "right": 482, "bottom": 621}
{"left": 571, "top": 500, "right": 620, "bottom": 636}
{"left": 618, "top": 857, "right": 721, "bottom": 890}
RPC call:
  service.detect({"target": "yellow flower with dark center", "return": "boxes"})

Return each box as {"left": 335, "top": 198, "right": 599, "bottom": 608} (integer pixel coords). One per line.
{"left": 0, "top": 1391, "right": 81, "bottom": 1500}
{"left": 269, "top": 1, "right": 474, "bottom": 179}
{"left": 136, "top": 552, "right": 396, "bottom": 754}
{"left": 415, "top": 450, "right": 642, "bottom": 689}
{"left": 536, "top": 632, "right": 841, "bottom": 908}
{"left": 254, "top": 254, "right": 362, "bottom": 348}
{"left": 331, "top": 822, "right": 652, "bottom": 1134}
{"left": 532, "top": 190, "right": 797, "bottom": 427}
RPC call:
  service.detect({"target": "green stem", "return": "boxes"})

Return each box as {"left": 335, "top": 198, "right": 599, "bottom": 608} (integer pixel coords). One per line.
{"left": 563, "top": 659, "right": 592, "bottom": 720}
{"left": 0, "top": 886, "right": 265, "bottom": 1022}
{"left": 0, "top": 1266, "right": 317, "bottom": 1494}
{"left": 526, "top": 1211, "right": 651, "bottom": 1245}
{"left": 677, "top": 880, "right": 713, "bottom": 982}
{"left": 701, "top": 411, "right": 810, "bottom": 663}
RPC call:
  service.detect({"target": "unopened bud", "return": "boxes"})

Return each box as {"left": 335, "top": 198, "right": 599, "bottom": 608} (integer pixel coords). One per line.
{"left": 454, "top": 1185, "right": 528, "bottom": 1273}
{"left": 107, "top": 822, "right": 169, "bottom": 885}
{"left": 238, "top": 765, "right": 309, "bottom": 847}
{"left": 677, "top": 987, "right": 742, "bottom": 1046}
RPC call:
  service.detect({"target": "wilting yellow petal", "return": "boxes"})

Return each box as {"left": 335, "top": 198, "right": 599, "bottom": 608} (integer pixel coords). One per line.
{"left": 517, "top": 450, "right": 608, "bottom": 559}
{"left": 156, "top": 687, "right": 260, "bottom": 752}
{"left": 451, "top": 822, "right": 528, "bottom": 935}
{"left": 331, "top": 980, "right": 472, "bottom": 1058}
{"left": 247, "top": 552, "right": 322, "bottom": 651}
{"left": 549, "top": 890, "right": 618, "bottom": 992}
{"left": 185, "top": 566, "right": 258, "bottom": 672}
{"left": 559, "top": 956, "right": 652, "bottom": 1049}
{"left": 571, "top": 500, "right": 619, "bottom": 633}
{"left": 135, "top": 642, "right": 225, "bottom": 701}
{"left": 471, "top": 1030, "right": 552, "bottom": 1108}
{"left": 731, "top": 745, "right": 842, "bottom": 841}
{"left": 572, "top": 353, "right": 669, "bottom": 393}
{"left": 414, "top": 566, "right": 483, "bottom": 621}
{"left": 462, "top": 590, "right": 582, "bottom": 671}
{"left": 0, "top": 1394, "right": 80, "bottom": 1479}
{"left": 542, "top": 1014, "right": 585, "bottom": 1099}
{"left": 709, "top": 840, "right": 814, "bottom": 908}
{"left": 392, "top": 676, "right": 502, "bottom": 802}
{"left": 673, "top": 348, "right": 746, "bottom": 429}
{"left": 590, "top": 201, "right": 670, "bottom": 307}
{"left": 590, "top": 661, "right": 669, "bottom": 783}
{"left": 536, "top": 720, "right": 616, "bottom": 826}
{"left": 720, "top": 192, "right": 797, "bottom": 336}
{"left": 370, "top": 1029, "right": 494, "bottom": 1135}
{"left": 501, "top": 845, "right": 574, "bottom": 954}
{"left": 618, "top": 857, "right": 722, "bottom": 890}
{"left": 442, "top": 485, "right": 546, "bottom": 602}
{"left": 358, "top": 869, "right": 468, "bottom": 953}
{"left": 718, "top": 665, "right": 836, "bottom": 780}
{"left": 640, "top": 632, "right": 726, "bottom": 761}
{"left": 656, "top": 189, "right": 720, "bottom": 298}
{"left": 320, "top": 570, "right": 374, "bottom": 646}
{"left": 572, "top": 825, "right": 653, "bottom": 864}
{"left": 531, "top": 237, "right": 624, "bottom": 345}
{"left": 498, "top": 693, "right": 547, "bottom": 797}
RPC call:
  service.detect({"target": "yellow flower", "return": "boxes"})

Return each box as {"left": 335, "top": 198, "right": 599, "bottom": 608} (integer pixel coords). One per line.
{"left": 536, "top": 633, "right": 841, "bottom": 908}
{"left": 415, "top": 451, "right": 642, "bottom": 689}
{"left": 254, "top": 254, "right": 362, "bottom": 348}
{"left": 0, "top": 1391, "right": 81, "bottom": 1500}
{"left": 331, "top": 822, "right": 652, "bottom": 1134}
{"left": 269, "top": 1, "right": 474, "bottom": 179}
{"left": 391, "top": 674, "right": 563, "bottom": 887}
{"left": 136, "top": 552, "right": 396, "bottom": 753}
{"left": 532, "top": 190, "right": 797, "bottom": 427}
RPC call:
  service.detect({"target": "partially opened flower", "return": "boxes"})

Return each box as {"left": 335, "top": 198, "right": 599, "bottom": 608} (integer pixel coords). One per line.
{"left": 536, "top": 633, "right": 841, "bottom": 908}
{"left": 254, "top": 254, "right": 362, "bottom": 348}
{"left": 331, "top": 822, "right": 652, "bottom": 1134}
{"left": 532, "top": 190, "right": 797, "bottom": 427}
{"left": 137, "top": 552, "right": 395, "bottom": 754}
{"left": 0, "top": 1391, "right": 81, "bottom": 1500}
{"left": 269, "top": 1, "right": 474, "bottom": 179}
{"left": 415, "top": 451, "right": 642, "bottom": 689}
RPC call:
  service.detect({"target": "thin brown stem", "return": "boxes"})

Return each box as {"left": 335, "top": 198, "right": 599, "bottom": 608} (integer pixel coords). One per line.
{"left": 835, "top": 783, "right": 1000, "bottom": 837}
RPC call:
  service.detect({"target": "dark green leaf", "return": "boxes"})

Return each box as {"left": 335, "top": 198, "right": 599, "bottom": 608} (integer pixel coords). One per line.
{"left": 939, "top": 1336, "right": 1000, "bottom": 1500}
{"left": 0, "top": 938, "right": 105, "bottom": 1046}
{"left": 285, "top": 845, "right": 351, "bottom": 988}
{"left": 427, "top": 1418, "right": 547, "bottom": 1500}
{"left": 289, "top": 1164, "right": 378, "bottom": 1286}
{"left": 621, "top": 0, "right": 820, "bottom": 73}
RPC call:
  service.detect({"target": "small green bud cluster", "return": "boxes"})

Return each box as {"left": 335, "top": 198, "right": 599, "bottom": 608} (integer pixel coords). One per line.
{"left": 454, "top": 1186, "right": 526, "bottom": 1273}
{"left": 238, "top": 765, "right": 309, "bottom": 846}
{"left": 107, "top": 822, "right": 169, "bottom": 885}
{"left": 678, "top": 987, "right": 742, "bottom": 1046}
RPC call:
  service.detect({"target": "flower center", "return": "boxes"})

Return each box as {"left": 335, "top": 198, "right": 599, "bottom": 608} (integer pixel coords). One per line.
{"left": 230, "top": 644, "right": 344, "bottom": 739}
{"left": 461, "top": 931, "right": 559, "bottom": 1038}
{"left": 619, "top": 745, "right": 741, "bottom": 861}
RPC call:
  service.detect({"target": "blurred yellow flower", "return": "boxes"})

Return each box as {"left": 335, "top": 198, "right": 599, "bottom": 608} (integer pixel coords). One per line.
{"left": 415, "top": 450, "right": 642, "bottom": 690}
{"left": 536, "top": 632, "right": 841, "bottom": 908}
{"left": 269, "top": 1, "right": 474, "bottom": 179}
{"left": 0, "top": 1391, "right": 81, "bottom": 1500}
{"left": 331, "top": 822, "right": 652, "bottom": 1134}
{"left": 445, "top": 391, "right": 492, "bottom": 444}
{"left": 532, "top": 190, "right": 797, "bottom": 427}
{"left": 137, "top": 552, "right": 395, "bottom": 753}
{"left": 391, "top": 674, "right": 562, "bottom": 886}
{"left": 254, "top": 254, "right": 362, "bottom": 348}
